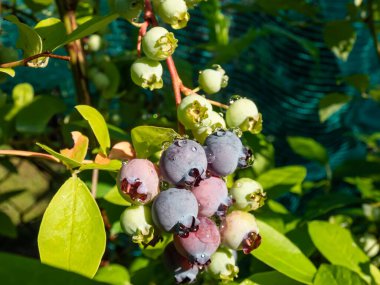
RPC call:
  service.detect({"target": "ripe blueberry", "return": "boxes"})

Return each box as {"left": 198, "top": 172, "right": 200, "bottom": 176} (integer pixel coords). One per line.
{"left": 151, "top": 188, "right": 199, "bottom": 237}
{"left": 160, "top": 139, "right": 207, "bottom": 187}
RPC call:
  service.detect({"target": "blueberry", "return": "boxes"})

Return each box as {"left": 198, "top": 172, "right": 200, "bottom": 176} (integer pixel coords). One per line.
{"left": 164, "top": 242, "right": 199, "bottom": 284}
{"left": 204, "top": 130, "right": 250, "bottom": 176}
{"left": 151, "top": 188, "right": 199, "bottom": 236}
{"left": 191, "top": 177, "right": 231, "bottom": 217}
{"left": 174, "top": 217, "right": 220, "bottom": 265}
{"left": 160, "top": 139, "right": 208, "bottom": 187}
{"left": 117, "top": 159, "right": 159, "bottom": 204}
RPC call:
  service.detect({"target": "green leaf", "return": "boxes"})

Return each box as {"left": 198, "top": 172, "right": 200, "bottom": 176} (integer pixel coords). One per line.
{"left": 131, "top": 126, "right": 179, "bottom": 159}
{"left": 0, "top": 252, "right": 107, "bottom": 285}
{"left": 60, "top": 132, "right": 89, "bottom": 164}
{"left": 308, "top": 221, "right": 372, "bottom": 283}
{"left": 286, "top": 226, "right": 316, "bottom": 257}
{"left": 257, "top": 166, "right": 307, "bottom": 198}
{"left": 5, "top": 15, "right": 44, "bottom": 65}
{"left": 319, "top": 93, "right": 351, "bottom": 123}
{"left": 15, "top": 96, "right": 66, "bottom": 133}
{"left": 0, "top": 211, "right": 17, "bottom": 238}
{"left": 79, "top": 160, "right": 122, "bottom": 172}
{"left": 103, "top": 186, "right": 130, "bottom": 206}
{"left": 314, "top": 264, "right": 367, "bottom": 285}
{"left": 75, "top": 105, "right": 110, "bottom": 155}
{"left": 38, "top": 177, "right": 106, "bottom": 278}
{"left": 94, "top": 264, "right": 131, "bottom": 285}
{"left": 287, "top": 137, "right": 328, "bottom": 165}
{"left": 25, "top": 0, "right": 53, "bottom": 11}
{"left": 37, "top": 143, "right": 82, "bottom": 169}
{"left": 5, "top": 83, "right": 35, "bottom": 121}
{"left": 60, "top": 14, "right": 118, "bottom": 48}
{"left": 252, "top": 220, "right": 317, "bottom": 284}
{"left": 0, "top": 68, "right": 15, "bottom": 77}
{"left": 340, "top": 74, "right": 370, "bottom": 93}
{"left": 247, "top": 271, "right": 303, "bottom": 285}
{"left": 323, "top": 20, "right": 356, "bottom": 61}
{"left": 34, "top": 18, "right": 66, "bottom": 51}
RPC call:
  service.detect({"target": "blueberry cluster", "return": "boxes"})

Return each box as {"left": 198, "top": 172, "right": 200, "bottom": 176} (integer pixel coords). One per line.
{"left": 117, "top": 130, "right": 266, "bottom": 283}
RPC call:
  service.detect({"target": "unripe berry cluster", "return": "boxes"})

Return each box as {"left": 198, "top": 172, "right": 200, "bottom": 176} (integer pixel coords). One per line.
{"left": 117, "top": 130, "right": 266, "bottom": 283}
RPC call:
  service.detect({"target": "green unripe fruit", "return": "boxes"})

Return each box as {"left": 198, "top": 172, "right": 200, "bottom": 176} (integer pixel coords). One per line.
{"left": 120, "top": 205, "right": 155, "bottom": 246}
{"left": 130, "top": 57, "right": 163, "bottom": 90}
{"left": 198, "top": 65, "right": 228, "bottom": 95}
{"left": 115, "top": 0, "right": 143, "bottom": 22}
{"left": 156, "top": 0, "right": 190, "bottom": 29}
{"left": 92, "top": 72, "right": 110, "bottom": 90}
{"left": 142, "top": 27, "right": 178, "bottom": 61}
{"left": 192, "top": 111, "right": 226, "bottom": 143}
{"left": 177, "top": 94, "right": 213, "bottom": 130}
{"left": 226, "top": 98, "right": 262, "bottom": 133}
{"left": 87, "top": 34, "right": 102, "bottom": 52}
{"left": 207, "top": 248, "right": 239, "bottom": 281}
{"left": 230, "top": 178, "right": 266, "bottom": 211}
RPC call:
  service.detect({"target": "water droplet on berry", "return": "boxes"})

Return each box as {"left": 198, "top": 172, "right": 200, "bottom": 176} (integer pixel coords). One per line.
{"left": 229, "top": 95, "right": 242, "bottom": 105}
{"left": 205, "top": 149, "right": 215, "bottom": 163}
{"left": 215, "top": 129, "right": 226, "bottom": 137}
{"left": 175, "top": 140, "right": 188, "bottom": 147}
{"left": 230, "top": 127, "right": 242, "bottom": 137}
{"left": 191, "top": 146, "right": 197, "bottom": 152}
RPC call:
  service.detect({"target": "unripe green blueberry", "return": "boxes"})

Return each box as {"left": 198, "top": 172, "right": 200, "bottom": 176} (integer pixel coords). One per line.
{"left": 120, "top": 205, "right": 155, "bottom": 246}
{"left": 177, "top": 94, "right": 213, "bottom": 130}
{"left": 230, "top": 178, "right": 266, "bottom": 211}
{"left": 156, "top": 0, "right": 190, "bottom": 29}
{"left": 87, "top": 34, "right": 102, "bottom": 52}
{"left": 198, "top": 65, "right": 228, "bottom": 95}
{"left": 142, "top": 27, "right": 178, "bottom": 61}
{"left": 192, "top": 111, "right": 226, "bottom": 143}
{"left": 226, "top": 98, "right": 262, "bottom": 133}
{"left": 130, "top": 57, "right": 163, "bottom": 90}
{"left": 359, "top": 233, "right": 380, "bottom": 258}
{"left": 207, "top": 248, "right": 239, "bottom": 281}
{"left": 115, "top": 0, "right": 143, "bottom": 22}
{"left": 92, "top": 72, "right": 110, "bottom": 90}
{"left": 220, "top": 210, "right": 261, "bottom": 254}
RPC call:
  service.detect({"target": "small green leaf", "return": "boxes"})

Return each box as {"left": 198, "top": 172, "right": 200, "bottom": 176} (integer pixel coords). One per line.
{"left": 252, "top": 220, "right": 317, "bottom": 284}
{"left": 34, "top": 18, "right": 66, "bottom": 51}
{"left": 94, "top": 264, "right": 131, "bottom": 285}
{"left": 103, "top": 186, "right": 130, "bottom": 206}
{"left": 131, "top": 126, "right": 179, "bottom": 159}
{"left": 257, "top": 166, "right": 307, "bottom": 198}
{"left": 75, "top": 105, "right": 110, "bottom": 155}
{"left": 0, "top": 252, "right": 107, "bottom": 285}
{"left": 287, "top": 136, "right": 328, "bottom": 165}
{"left": 0, "top": 211, "right": 17, "bottom": 238}
{"left": 323, "top": 20, "right": 356, "bottom": 61}
{"left": 5, "top": 83, "right": 35, "bottom": 121}
{"left": 0, "top": 68, "right": 15, "bottom": 77}
{"left": 60, "top": 14, "right": 118, "bottom": 48}
{"left": 37, "top": 143, "right": 82, "bottom": 169}
{"left": 319, "top": 93, "right": 351, "bottom": 123}
{"left": 60, "top": 132, "right": 89, "bottom": 164}
{"left": 308, "top": 221, "right": 372, "bottom": 283}
{"left": 38, "top": 177, "right": 106, "bottom": 278}
{"left": 79, "top": 160, "right": 122, "bottom": 172}
{"left": 16, "top": 96, "right": 66, "bottom": 133}
{"left": 25, "top": 0, "right": 54, "bottom": 11}
{"left": 314, "top": 264, "right": 367, "bottom": 285}
{"left": 247, "top": 271, "right": 303, "bottom": 285}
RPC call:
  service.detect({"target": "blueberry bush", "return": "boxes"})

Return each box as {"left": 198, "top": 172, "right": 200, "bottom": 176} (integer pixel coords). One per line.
{"left": 0, "top": 0, "right": 380, "bottom": 284}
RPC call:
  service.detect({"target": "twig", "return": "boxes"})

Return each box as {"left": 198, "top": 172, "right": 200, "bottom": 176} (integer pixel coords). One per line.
{"left": 0, "top": 51, "right": 70, "bottom": 68}
{"left": 181, "top": 83, "right": 229, "bottom": 109}
{"left": 0, "top": 149, "right": 60, "bottom": 162}
{"left": 91, "top": 169, "right": 99, "bottom": 198}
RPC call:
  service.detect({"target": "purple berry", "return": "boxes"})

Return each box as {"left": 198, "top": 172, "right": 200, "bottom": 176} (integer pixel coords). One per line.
{"left": 174, "top": 217, "right": 220, "bottom": 265}
{"left": 117, "top": 159, "right": 159, "bottom": 204}
{"left": 152, "top": 188, "right": 199, "bottom": 236}
{"left": 220, "top": 211, "right": 261, "bottom": 254}
{"left": 204, "top": 130, "right": 252, "bottom": 176}
{"left": 164, "top": 242, "right": 199, "bottom": 284}
{"left": 191, "top": 177, "right": 231, "bottom": 217}
{"left": 160, "top": 139, "right": 208, "bottom": 187}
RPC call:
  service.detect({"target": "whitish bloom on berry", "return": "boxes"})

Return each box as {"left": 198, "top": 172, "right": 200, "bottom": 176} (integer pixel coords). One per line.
{"left": 230, "top": 178, "right": 266, "bottom": 211}
{"left": 226, "top": 98, "right": 262, "bottom": 134}
{"left": 142, "top": 27, "right": 178, "bottom": 61}
{"left": 198, "top": 65, "right": 228, "bottom": 95}
{"left": 207, "top": 248, "right": 239, "bottom": 281}
{"left": 115, "top": 0, "right": 143, "bottom": 22}
{"left": 156, "top": 0, "right": 190, "bottom": 29}
{"left": 192, "top": 111, "right": 226, "bottom": 143}
{"left": 177, "top": 94, "right": 213, "bottom": 130}
{"left": 120, "top": 205, "right": 155, "bottom": 246}
{"left": 130, "top": 57, "right": 163, "bottom": 90}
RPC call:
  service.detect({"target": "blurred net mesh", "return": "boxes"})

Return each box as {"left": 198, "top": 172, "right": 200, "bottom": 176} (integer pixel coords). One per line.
{"left": 1, "top": 0, "right": 380, "bottom": 179}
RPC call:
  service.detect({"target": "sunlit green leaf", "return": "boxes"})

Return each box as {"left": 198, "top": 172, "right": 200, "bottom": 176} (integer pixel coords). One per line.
{"left": 37, "top": 143, "right": 82, "bottom": 169}
{"left": 314, "top": 264, "right": 367, "bottom": 285}
{"left": 34, "top": 18, "right": 66, "bottom": 51}
{"left": 94, "top": 264, "right": 131, "bottom": 285}
{"left": 287, "top": 136, "right": 328, "bottom": 165}
{"left": 252, "top": 220, "right": 317, "bottom": 284}
{"left": 247, "top": 271, "right": 303, "bottom": 285}
{"left": 319, "top": 93, "right": 351, "bottom": 123}
{"left": 75, "top": 105, "right": 111, "bottom": 155}
{"left": 0, "top": 68, "right": 15, "bottom": 77}
{"left": 38, "top": 177, "right": 106, "bottom": 278}
{"left": 60, "top": 132, "right": 89, "bottom": 163}
{"left": 5, "top": 83, "right": 35, "bottom": 121}
{"left": 103, "top": 186, "right": 130, "bottom": 206}
{"left": 79, "top": 160, "right": 122, "bottom": 172}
